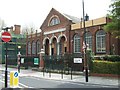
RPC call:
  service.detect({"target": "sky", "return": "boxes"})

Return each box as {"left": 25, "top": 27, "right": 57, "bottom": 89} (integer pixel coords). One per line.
{"left": 0, "top": 0, "right": 112, "bottom": 31}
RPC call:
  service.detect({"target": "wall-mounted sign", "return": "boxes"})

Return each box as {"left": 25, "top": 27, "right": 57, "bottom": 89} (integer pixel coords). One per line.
{"left": 74, "top": 58, "right": 82, "bottom": 63}
{"left": 34, "top": 58, "right": 39, "bottom": 65}
{"left": 21, "top": 58, "right": 24, "bottom": 63}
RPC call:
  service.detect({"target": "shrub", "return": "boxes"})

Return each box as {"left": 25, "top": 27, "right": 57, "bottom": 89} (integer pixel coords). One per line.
{"left": 104, "top": 55, "right": 120, "bottom": 62}
{"left": 91, "top": 60, "right": 120, "bottom": 75}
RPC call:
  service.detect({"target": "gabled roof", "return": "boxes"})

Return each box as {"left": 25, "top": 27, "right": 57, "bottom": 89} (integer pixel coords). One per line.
{"left": 51, "top": 8, "right": 81, "bottom": 23}
{"left": 40, "top": 8, "right": 81, "bottom": 29}
{"left": 62, "top": 13, "right": 81, "bottom": 23}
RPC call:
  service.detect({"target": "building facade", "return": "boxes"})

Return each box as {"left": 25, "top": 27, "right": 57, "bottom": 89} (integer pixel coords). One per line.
{"left": 0, "top": 25, "right": 26, "bottom": 65}
{"left": 26, "top": 8, "right": 120, "bottom": 69}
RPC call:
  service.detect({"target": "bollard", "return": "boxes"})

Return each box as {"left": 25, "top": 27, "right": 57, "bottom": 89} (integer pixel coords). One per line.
{"left": 10, "top": 71, "right": 19, "bottom": 88}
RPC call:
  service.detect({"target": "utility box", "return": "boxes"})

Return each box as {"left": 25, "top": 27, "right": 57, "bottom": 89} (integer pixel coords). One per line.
{"left": 10, "top": 71, "right": 19, "bottom": 87}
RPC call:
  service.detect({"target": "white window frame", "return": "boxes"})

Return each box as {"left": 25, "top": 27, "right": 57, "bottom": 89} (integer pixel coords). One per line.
{"left": 96, "top": 30, "right": 106, "bottom": 53}
{"left": 49, "top": 17, "right": 60, "bottom": 26}
{"left": 74, "top": 34, "right": 81, "bottom": 53}
{"left": 85, "top": 32, "right": 92, "bottom": 50}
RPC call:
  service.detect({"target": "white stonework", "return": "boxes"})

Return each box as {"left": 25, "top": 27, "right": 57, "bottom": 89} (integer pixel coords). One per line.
{"left": 44, "top": 28, "right": 66, "bottom": 35}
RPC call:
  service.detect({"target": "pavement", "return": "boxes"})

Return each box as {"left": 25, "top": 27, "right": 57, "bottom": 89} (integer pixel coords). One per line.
{"left": 0, "top": 64, "right": 120, "bottom": 89}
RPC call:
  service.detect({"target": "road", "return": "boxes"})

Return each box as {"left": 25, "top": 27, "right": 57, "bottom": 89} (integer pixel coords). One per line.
{"left": 0, "top": 66, "right": 119, "bottom": 89}
{"left": 19, "top": 76, "right": 106, "bottom": 88}
{"left": 0, "top": 71, "right": 103, "bottom": 88}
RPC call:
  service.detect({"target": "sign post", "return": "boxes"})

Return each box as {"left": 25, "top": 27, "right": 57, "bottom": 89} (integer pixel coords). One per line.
{"left": 2, "top": 27, "right": 12, "bottom": 88}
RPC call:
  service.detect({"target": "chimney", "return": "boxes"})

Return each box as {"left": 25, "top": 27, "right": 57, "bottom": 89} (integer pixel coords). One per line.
{"left": 14, "top": 25, "right": 21, "bottom": 34}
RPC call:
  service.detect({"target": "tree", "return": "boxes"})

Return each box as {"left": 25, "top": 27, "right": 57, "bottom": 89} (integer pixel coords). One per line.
{"left": 0, "top": 18, "right": 6, "bottom": 32}
{"left": 104, "top": 0, "right": 120, "bottom": 38}
{"left": 22, "top": 23, "right": 36, "bottom": 35}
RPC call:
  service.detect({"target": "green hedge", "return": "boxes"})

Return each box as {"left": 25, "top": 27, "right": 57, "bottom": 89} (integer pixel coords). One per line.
{"left": 91, "top": 60, "right": 120, "bottom": 75}
{"left": 104, "top": 55, "right": 120, "bottom": 62}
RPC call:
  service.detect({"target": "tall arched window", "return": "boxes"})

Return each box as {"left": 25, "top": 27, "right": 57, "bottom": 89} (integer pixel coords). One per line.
{"left": 49, "top": 16, "right": 60, "bottom": 26}
{"left": 32, "top": 41, "right": 36, "bottom": 55}
{"left": 36, "top": 40, "right": 40, "bottom": 54}
{"left": 28, "top": 42, "right": 31, "bottom": 55}
{"left": 96, "top": 30, "right": 106, "bottom": 53}
{"left": 74, "top": 34, "right": 80, "bottom": 53}
{"left": 85, "top": 32, "right": 92, "bottom": 50}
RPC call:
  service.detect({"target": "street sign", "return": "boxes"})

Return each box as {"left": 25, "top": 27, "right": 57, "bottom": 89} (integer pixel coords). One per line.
{"left": 14, "top": 72, "right": 18, "bottom": 77}
{"left": 1, "top": 32, "right": 11, "bottom": 42}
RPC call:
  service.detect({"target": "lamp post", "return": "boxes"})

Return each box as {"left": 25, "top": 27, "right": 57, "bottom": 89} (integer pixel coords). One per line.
{"left": 17, "top": 46, "right": 21, "bottom": 73}
{"left": 82, "top": 0, "right": 88, "bottom": 82}
{"left": 2, "top": 26, "right": 12, "bottom": 88}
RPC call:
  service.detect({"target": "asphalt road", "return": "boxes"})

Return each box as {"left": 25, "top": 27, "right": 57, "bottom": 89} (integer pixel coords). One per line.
{"left": 0, "top": 70, "right": 111, "bottom": 88}
{"left": 0, "top": 66, "right": 119, "bottom": 89}
{"left": 19, "top": 76, "right": 114, "bottom": 88}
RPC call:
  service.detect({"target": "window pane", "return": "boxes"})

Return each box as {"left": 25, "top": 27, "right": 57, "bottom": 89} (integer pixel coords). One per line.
{"left": 96, "top": 30, "right": 106, "bottom": 53}
{"left": 32, "top": 41, "right": 36, "bottom": 55}
{"left": 74, "top": 34, "right": 80, "bottom": 53}
{"left": 37, "top": 41, "right": 40, "bottom": 54}
{"left": 85, "top": 32, "right": 92, "bottom": 50}
{"left": 49, "top": 17, "right": 60, "bottom": 26}
{"left": 28, "top": 42, "right": 31, "bottom": 55}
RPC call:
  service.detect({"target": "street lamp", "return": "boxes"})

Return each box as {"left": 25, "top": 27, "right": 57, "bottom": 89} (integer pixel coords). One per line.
{"left": 17, "top": 46, "right": 21, "bottom": 73}
{"left": 18, "top": 46, "right": 21, "bottom": 53}
{"left": 82, "top": 0, "right": 88, "bottom": 82}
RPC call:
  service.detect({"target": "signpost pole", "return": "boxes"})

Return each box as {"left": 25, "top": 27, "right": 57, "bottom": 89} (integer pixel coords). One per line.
{"left": 5, "top": 42, "right": 8, "bottom": 87}
{"left": 82, "top": 0, "right": 88, "bottom": 82}
{"left": 2, "top": 27, "right": 12, "bottom": 88}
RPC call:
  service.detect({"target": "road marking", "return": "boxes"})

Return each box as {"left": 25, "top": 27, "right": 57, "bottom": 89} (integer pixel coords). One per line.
{"left": 0, "top": 79, "right": 5, "bottom": 83}
{"left": 19, "top": 82, "right": 34, "bottom": 88}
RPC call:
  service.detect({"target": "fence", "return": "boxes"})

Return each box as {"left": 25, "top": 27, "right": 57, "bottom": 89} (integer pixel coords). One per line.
{"left": 20, "top": 56, "right": 39, "bottom": 69}
{"left": 43, "top": 53, "right": 84, "bottom": 73}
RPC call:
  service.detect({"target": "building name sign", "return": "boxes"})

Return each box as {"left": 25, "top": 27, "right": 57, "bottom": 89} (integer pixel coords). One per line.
{"left": 74, "top": 58, "right": 82, "bottom": 63}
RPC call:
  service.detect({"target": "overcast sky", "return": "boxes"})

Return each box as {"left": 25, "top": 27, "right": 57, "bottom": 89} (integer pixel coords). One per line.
{"left": 0, "top": 0, "right": 112, "bottom": 31}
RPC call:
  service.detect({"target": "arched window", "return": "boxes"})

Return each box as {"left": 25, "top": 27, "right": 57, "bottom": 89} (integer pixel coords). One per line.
{"left": 49, "top": 16, "right": 60, "bottom": 26}
{"left": 36, "top": 40, "right": 40, "bottom": 54}
{"left": 32, "top": 41, "right": 36, "bottom": 55}
{"left": 74, "top": 34, "right": 80, "bottom": 53}
{"left": 96, "top": 30, "right": 106, "bottom": 53}
{"left": 85, "top": 32, "right": 92, "bottom": 50}
{"left": 28, "top": 42, "right": 31, "bottom": 55}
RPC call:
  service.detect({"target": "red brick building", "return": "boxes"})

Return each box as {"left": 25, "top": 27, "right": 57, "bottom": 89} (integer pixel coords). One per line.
{"left": 26, "top": 8, "right": 120, "bottom": 68}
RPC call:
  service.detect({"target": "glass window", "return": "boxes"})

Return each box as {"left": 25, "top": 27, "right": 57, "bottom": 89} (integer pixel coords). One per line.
{"left": 32, "top": 41, "right": 36, "bottom": 55}
{"left": 85, "top": 32, "right": 92, "bottom": 50}
{"left": 36, "top": 40, "right": 40, "bottom": 54}
{"left": 96, "top": 30, "right": 106, "bottom": 53}
{"left": 59, "top": 42, "right": 62, "bottom": 55}
{"left": 74, "top": 34, "right": 81, "bottom": 53}
{"left": 28, "top": 42, "right": 31, "bottom": 55}
{"left": 49, "top": 17, "right": 60, "bottom": 26}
